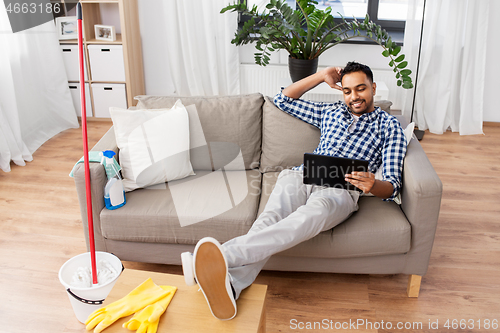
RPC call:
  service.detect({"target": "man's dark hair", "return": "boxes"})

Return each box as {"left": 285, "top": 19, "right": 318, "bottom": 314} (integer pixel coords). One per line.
{"left": 341, "top": 61, "right": 374, "bottom": 83}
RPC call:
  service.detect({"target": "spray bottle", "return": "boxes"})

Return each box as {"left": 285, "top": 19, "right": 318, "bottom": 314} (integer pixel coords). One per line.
{"left": 101, "top": 150, "right": 126, "bottom": 210}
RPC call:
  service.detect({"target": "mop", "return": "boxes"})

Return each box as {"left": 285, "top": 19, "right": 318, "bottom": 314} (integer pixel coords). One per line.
{"left": 57, "top": 7, "right": 121, "bottom": 320}
{"left": 74, "top": 2, "right": 119, "bottom": 287}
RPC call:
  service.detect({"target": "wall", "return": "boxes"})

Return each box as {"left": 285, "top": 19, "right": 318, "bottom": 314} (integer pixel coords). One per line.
{"left": 483, "top": 1, "right": 500, "bottom": 123}
{"left": 137, "top": 0, "right": 176, "bottom": 95}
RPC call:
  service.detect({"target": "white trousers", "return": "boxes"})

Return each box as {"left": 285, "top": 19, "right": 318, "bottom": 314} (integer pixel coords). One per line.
{"left": 222, "top": 169, "right": 359, "bottom": 299}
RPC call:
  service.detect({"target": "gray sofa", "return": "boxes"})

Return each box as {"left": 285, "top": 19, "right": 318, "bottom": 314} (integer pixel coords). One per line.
{"left": 73, "top": 93, "right": 442, "bottom": 297}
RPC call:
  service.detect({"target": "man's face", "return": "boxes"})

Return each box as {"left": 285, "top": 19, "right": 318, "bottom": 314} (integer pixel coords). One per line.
{"left": 341, "top": 71, "right": 377, "bottom": 116}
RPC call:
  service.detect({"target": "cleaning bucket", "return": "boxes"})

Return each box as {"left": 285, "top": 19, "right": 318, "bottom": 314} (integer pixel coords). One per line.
{"left": 59, "top": 252, "right": 123, "bottom": 323}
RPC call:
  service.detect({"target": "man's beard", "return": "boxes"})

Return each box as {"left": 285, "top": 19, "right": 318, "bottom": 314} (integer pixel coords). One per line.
{"left": 349, "top": 99, "right": 370, "bottom": 115}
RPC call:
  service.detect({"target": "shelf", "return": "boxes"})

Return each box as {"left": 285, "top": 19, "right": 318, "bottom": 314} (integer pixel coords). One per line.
{"left": 60, "top": 39, "right": 78, "bottom": 44}
{"left": 58, "top": 0, "right": 144, "bottom": 118}
{"left": 68, "top": 80, "right": 126, "bottom": 84}
{"left": 59, "top": 34, "right": 122, "bottom": 45}
{"left": 90, "top": 81, "right": 126, "bottom": 84}
{"left": 86, "top": 34, "right": 122, "bottom": 44}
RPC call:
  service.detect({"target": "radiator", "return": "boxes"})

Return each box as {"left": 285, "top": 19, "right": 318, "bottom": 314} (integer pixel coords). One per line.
{"left": 240, "top": 64, "right": 290, "bottom": 99}
{"left": 240, "top": 64, "right": 402, "bottom": 108}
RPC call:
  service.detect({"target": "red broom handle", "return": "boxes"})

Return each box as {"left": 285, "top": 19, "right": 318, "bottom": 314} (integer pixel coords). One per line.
{"left": 77, "top": 2, "right": 98, "bottom": 285}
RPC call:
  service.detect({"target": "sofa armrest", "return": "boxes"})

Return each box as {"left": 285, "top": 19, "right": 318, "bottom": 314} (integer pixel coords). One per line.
{"left": 91, "top": 126, "right": 118, "bottom": 156}
{"left": 400, "top": 137, "right": 443, "bottom": 275}
{"left": 73, "top": 127, "right": 117, "bottom": 252}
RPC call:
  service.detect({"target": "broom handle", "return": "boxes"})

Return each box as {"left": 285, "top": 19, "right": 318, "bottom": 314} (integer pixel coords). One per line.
{"left": 77, "top": 2, "right": 98, "bottom": 285}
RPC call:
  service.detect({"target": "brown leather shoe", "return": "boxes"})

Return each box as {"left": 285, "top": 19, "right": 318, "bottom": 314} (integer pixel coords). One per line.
{"left": 193, "top": 237, "right": 237, "bottom": 320}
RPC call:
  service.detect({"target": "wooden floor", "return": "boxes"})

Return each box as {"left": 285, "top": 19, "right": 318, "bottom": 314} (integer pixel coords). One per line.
{"left": 1, "top": 122, "right": 499, "bottom": 333}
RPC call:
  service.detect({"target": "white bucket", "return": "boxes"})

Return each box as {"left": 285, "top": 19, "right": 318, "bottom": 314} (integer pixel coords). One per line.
{"left": 58, "top": 252, "right": 123, "bottom": 323}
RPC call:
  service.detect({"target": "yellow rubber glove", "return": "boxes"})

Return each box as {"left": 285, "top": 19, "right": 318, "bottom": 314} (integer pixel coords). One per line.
{"left": 123, "top": 285, "right": 177, "bottom": 333}
{"left": 85, "top": 278, "right": 169, "bottom": 333}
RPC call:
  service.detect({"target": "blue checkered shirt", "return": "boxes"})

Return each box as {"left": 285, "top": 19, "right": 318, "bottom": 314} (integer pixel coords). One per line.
{"left": 274, "top": 91, "right": 407, "bottom": 201}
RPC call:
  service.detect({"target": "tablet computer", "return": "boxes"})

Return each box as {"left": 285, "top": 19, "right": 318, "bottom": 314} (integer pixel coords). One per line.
{"left": 303, "top": 153, "right": 369, "bottom": 191}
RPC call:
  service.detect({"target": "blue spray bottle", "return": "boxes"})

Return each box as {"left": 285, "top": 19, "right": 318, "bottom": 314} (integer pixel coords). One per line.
{"left": 101, "top": 150, "right": 126, "bottom": 210}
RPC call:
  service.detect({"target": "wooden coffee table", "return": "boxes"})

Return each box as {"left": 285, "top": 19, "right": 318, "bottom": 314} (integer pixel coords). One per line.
{"left": 64, "top": 268, "right": 267, "bottom": 333}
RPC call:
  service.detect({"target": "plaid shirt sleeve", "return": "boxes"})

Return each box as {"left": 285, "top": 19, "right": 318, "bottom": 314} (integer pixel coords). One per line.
{"left": 273, "top": 89, "right": 341, "bottom": 128}
{"left": 381, "top": 118, "right": 407, "bottom": 201}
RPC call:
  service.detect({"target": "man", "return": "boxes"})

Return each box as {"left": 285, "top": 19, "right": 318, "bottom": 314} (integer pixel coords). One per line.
{"left": 181, "top": 62, "right": 407, "bottom": 320}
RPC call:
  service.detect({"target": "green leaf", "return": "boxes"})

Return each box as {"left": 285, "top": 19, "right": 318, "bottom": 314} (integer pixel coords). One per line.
{"left": 400, "top": 69, "right": 412, "bottom": 76}
{"left": 397, "top": 80, "right": 402, "bottom": 87}
{"left": 395, "top": 54, "right": 405, "bottom": 62}
{"left": 396, "top": 72, "right": 400, "bottom": 79}
{"left": 386, "top": 37, "right": 392, "bottom": 50}
{"left": 397, "top": 61, "right": 408, "bottom": 68}
{"left": 391, "top": 46, "right": 401, "bottom": 56}
{"left": 402, "top": 82, "right": 413, "bottom": 89}
{"left": 382, "top": 50, "right": 390, "bottom": 57}
{"left": 389, "top": 60, "right": 394, "bottom": 67}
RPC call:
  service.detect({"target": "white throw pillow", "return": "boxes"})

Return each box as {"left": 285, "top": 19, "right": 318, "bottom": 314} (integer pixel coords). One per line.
{"left": 110, "top": 100, "right": 195, "bottom": 192}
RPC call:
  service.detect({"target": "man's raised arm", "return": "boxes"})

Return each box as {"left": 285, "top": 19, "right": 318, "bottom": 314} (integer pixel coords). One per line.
{"left": 282, "top": 67, "right": 343, "bottom": 99}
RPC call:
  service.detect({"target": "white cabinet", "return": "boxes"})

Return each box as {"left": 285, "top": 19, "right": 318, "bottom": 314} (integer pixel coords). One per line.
{"left": 69, "top": 83, "right": 93, "bottom": 117}
{"left": 88, "top": 45, "right": 125, "bottom": 82}
{"left": 56, "top": 0, "right": 144, "bottom": 119}
{"left": 92, "top": 83, "right": 127, "bottom": 118}
{"left": 61, "top": 45, "right": 88, "bottom": 81}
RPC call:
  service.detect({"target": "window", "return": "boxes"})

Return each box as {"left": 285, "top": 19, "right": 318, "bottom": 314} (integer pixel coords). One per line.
{"left": 244, "top": 0, "right": 407, "bottom": 37}
{"left": 377, "top": 0, "right": 408, "bottom": 21}
{"left": 315, "top": 0, "right": 407, "bottom": 23}
{"left": 316, "top": 0, "right": 369, "bottom": 19}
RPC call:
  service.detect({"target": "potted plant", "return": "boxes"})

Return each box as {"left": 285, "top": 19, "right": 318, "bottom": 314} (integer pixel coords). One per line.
{"left": 221, "top": 0, "right": 413, "bottom": 88}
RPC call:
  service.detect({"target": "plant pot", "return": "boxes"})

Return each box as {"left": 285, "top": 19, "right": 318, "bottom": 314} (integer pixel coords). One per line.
{"left": 288, "top": 56, "right": 319, "bottom": 82}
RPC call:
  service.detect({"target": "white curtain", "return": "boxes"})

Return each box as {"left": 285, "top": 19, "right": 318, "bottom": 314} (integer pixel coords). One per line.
{"left": 401, "top": 0, "right": 424, "bottom": 123}
{"left": 150, "top": 0, "right": 240, "bottom": 96}
{"left": 0, "top": 9, "right": 79, "bottom": 172}
{"left": 407, "top": 0, "right": 489, "bottom": 135}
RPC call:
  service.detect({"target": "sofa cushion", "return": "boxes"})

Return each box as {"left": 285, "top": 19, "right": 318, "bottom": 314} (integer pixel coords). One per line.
{"left": 257, "top": 172, "right": 411, "bottom": 258}
{"left": 135, "top": 94, "right": 264, "bottom": 170}
{"left": 109, "top": 101, "right": 195, "bottom": 191}
{"left": 260, "top": 96, "right": 320, "bottom": 172}
{"left": 374, "top": 99, "right": 392, "bottom": 113}
{"left": 100, "top": 169, "right": 262, "bottom": 244}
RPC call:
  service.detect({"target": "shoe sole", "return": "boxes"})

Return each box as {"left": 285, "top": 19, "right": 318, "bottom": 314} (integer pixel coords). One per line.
{"left": 181, "top": 252, "right": 196, "bottom": 286}
{"left": 194, "top": 238, "right": 236, "bottom": 320}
